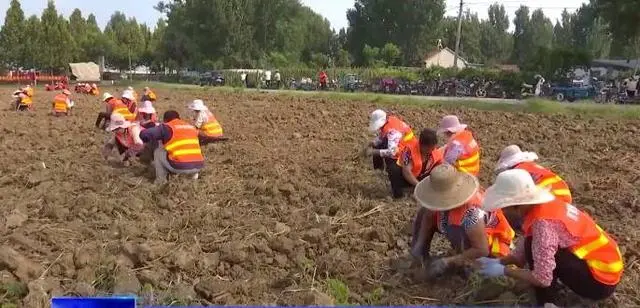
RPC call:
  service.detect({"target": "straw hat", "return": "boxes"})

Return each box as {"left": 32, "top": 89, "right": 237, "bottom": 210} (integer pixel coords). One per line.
{"left": 107, "top": 113, "right": 132, "bottom": 131}
{"left": 102, "top": 93, "right": 114, "bottom": 102}
{"left": 188, "top": 99, "right": 208, "bottom": 111}
{"left": 137, "top": 100, "right": 156, "bottom": 114}
{"left": 414, "top": 164, "right": 479, "bottom": 211}
{"left": 437, "top": 115, "right": 467, "bottom": 134}
{"left": 482, "top": 169, "right": 555, "bottom": 212}
{"left": 495, "top": 145, "right": 539, "bottom": 173}
{"left": 369, "top": 109, "right": 387, "bottom": 132}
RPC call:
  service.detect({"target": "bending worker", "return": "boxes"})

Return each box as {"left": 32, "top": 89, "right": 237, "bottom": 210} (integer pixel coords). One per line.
{"left": 397, "top": 128, "right": 444, "bottom": 187}
{"left": 136, "top": 100, "right": 158, "bottom": 129}
{"left": 96, "top": 93, "right": 135, "bottom": 129}
{"left": 141, "top": 87, "right": 157, "bottom": 102}
{"left": 437, "top": 115, "right": 480, "bottom": 176}
{"left": 495, "top": 145, "right": 572, "bottom": 204}
{"left": 51, "top": 89, "right": 73, "bottom": 116}
{"left": 365, "top": 109, "right": 417, "bottom": 199}
{"left": 140, "top": 110, "right": 204, "bottom": 185}
{"left": 476, "top": 169, "right": 623, "bottom": 306}
{"left": 411, "top": 164, "right": 514, "bottom": 279}
{"left": 187, "top": 99, "right": 227, "bottom": 144}
{"left": 102, "top": 113, "right": 144, "bottom": 166}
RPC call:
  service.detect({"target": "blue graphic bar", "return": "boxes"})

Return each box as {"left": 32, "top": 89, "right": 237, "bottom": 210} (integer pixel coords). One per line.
{"left": 51, "top": 296, "right": 135, "bottom": 308}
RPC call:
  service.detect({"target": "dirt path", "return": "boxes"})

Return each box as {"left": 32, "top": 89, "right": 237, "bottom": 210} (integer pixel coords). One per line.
{"left": 0, "top": 87, "right": 638, "bottom": 307}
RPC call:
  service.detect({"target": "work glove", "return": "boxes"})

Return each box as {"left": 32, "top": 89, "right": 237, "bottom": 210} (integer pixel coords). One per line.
{"left": 425, "top": 257, "right": 449, "bottom": 279}
{"left": 477, "top": 259, "right": 505, "bottom": 278}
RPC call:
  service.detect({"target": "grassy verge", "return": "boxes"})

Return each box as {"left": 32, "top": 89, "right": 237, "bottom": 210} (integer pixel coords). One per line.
{"left": 134, "top": 82, "right": 640, "bottom": 119}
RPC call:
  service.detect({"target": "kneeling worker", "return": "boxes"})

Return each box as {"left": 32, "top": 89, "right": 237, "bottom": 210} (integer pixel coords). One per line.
{"left": 188, "top": 99, "right": 228, "bottom": 144}
{"left": 140, "top": 110, "right": 204, "bottom": 185}
{"left": 51, "top": 89, "right": 73, "bottom": 116}
{"left": 102, "top": 113, "right": 144, "bottom": 166}
{"left": 397, "top": 128, "right": 444, "bottom": 187}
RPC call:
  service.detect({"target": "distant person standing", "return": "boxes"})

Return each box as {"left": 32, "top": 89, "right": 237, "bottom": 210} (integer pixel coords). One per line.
{"left": 241, "top": 72, "right": 247, "bottom": 87}
{"left": 265, "top": 70, "right": 272, "bottom": 88}
{"left": 274, "top": 70, "right": 281, "bottom": 88}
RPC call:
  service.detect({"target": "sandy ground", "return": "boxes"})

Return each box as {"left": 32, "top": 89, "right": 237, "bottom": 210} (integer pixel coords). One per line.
{"left": 0, "top": 86, "right": 639, "bottom": 307}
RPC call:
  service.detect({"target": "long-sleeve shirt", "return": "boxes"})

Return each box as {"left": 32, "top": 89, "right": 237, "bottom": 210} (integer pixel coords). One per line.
{"left": 372, "top": 130, "right": 403, "bottom": 158}
{"left": 193, "top": 111, "right": 209, "bottom": 129}
{"left": 443, "top": 141, "right": 464, "bottom": 165}
{"left": 140, "top": 123, "right": 205, "bottom": 170}
{"left": 511, "top": 220, "right": 581, "bottom": 287}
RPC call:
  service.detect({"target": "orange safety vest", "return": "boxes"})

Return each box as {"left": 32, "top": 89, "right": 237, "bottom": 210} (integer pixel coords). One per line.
{"left": 200, "top": 111, "right": 224, "bottom": 137}
{"left": 445, "top": 129, "right": 480, "bottom": 176}
{"left": 514, "top": 162, "right": 572, "bottom": 203}
{"left": 397, "top": 142, "right": 444, "bottom": 178}
{"left": 144, "top": 91, "right": 157, "bottom": 101}
{"left": 20, "top": 95, "right": 32, "bottom": 105}
{"left": 110, "top": 99, "right": 135, "bottom": 121}
{"left": 435, "top": 189, "right": 515, "bottom": 257}
{"left": 380, "top": 116, "right": 416, "bottom": 159}
{"left": 164, "top": 119, "right": 204, "bottom": 164}
{"left": 26, "top": 88, "right": 34, "bottom": 97}
{"left": 91, "top": 88, "right": 100, "bottom": 96}
{"left": 522, "top": 199, "right": 623, "bottom": 285}
{"left": 52, "top": 94, "right": 68, "bottom": 113}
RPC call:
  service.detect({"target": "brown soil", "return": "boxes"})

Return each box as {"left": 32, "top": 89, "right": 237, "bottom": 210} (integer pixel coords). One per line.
{"left": 0, "top": 87, "right": 639, "bottom": 307}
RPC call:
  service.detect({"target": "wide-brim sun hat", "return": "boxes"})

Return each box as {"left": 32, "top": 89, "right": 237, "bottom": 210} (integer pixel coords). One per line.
{"left": 107, "top": 113, "right": 132, "bottom": 131}
{"left": 138, "top": 101, "right": 156, "bottom": 114}
{"left": 368, "top": 109, "right": 387, "bottom": 132}
{"left": 122, "top": 90, "right": 135, "bottom": 101}
{"left": 102, "top": 93, "right": 113, "bottom": 102}
{"left": 495, "top": 145, "right": 539, "bottom": 173}
{"left": 437, "top": 115, "right": 467, "bottom": 134}
{"left": 188, "top": 99, "right": 208, "bottom": 111}
{"left": 414, "top": 164, "right": 479, "bottom": 211}
{"left": 482, "top": 169, "right": 556, "bottom": 212}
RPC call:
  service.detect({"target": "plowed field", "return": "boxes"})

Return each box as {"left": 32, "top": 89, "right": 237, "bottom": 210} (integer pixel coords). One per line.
{"left": 0, "top": 86, "right": 639, "bottom": 307}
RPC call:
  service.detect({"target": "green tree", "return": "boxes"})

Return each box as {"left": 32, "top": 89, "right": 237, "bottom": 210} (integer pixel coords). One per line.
{"left": 593, "top": 0, "right": 640, "bottom": 46}
{"left": 39, "top": 0, "right": 75, "bottom": 72}
{"left": 0, "top": 0, "right": 26, "bottom": 67}
{"left": 83, "top": 14, "right": 108, "bottom": 62}
{"left": 380, "top": 43, "right": 401, "bottom": 66}
{"left": 68, "top": 9, "right": 86, "bottom": 61}
{"left": 103, "top": 12, "right": 146, "bottom": 70}
{"left": 22, "top": 15, "right": 42, "bottom": 69}
{"left": 479, "top": 4, "right": 512, "bottom": 64}
{"left": 511, "top": 6, "right": 530, "bottom": 65}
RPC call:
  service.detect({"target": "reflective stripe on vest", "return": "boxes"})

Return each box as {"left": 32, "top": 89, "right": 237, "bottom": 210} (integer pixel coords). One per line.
{"left": 380, "top": 116, "right": 414, "bottom": 159}
{"left": 53, "top": 94, "right": 68, "bottom": 112}
{"left": 112, "top": 101, "right": 135, "bottom": 121}
{"left": 201, "top": 111, "right": 223, "bottom": 137}
{"left": 164, "top": 119, "right": 204, "bottom": 163}
{"left": 515, "top": 162, "right": 572, "bottom": 203}
{"left": 486, "top": 210, "right": 516, "bottom": 257}
{"left": 448, "top": 130, "right": 480, "bottom": 176}
{"left": 523, "top": 200, "right": 623, "bottom": 285}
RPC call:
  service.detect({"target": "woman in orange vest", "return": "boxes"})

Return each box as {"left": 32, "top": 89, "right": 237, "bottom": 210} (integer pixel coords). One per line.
{"left": 139, "top": 110, "right": 204, "bottom": 185}
{"left": 187, "top": 99, "right": 228, "bottom": 145}
{"left": 496, "top": 145, "right": 572, "bottom": 203}
{"left": 477, "top": 169, "right": 623, "bottom": 306}
{"left": 397, "top": 128, "right": 444, "bottom": 187}
{"left": 96, "top": 93, "right": 135, "bottom": 129}
{"left": 437, "top": 115, "right": 480, "bottom": 176}
{"left": 411, "top": 164, "right": 515, "bottom": 279}
{"left": 141, "top": 87, "right": 157, "bottom": 102}
{"left": 136, "top": 100, "right": 158, "bottom": 129}
{"left": 51, "top": 89, "right": 73, "bottom": 116}
{"left": 102, "top": 113, "right": 144, "bottom": 166}
{"left": 365, "top": 109, "right": 417, "bottom": 199}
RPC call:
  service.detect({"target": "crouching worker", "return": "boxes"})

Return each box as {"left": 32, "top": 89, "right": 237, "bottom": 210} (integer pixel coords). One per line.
{"left": 51, "top": 89, "right": 73, "bottom": 116}
{"left": 96, "top": 93, "right": 135, "bottom": 130}
{"left": 410, "top": 164, "right": 515, "bottom": 279}
{"left": 397, "top": 128, "right": 444, "bottom": 188}
{"left": 102, "top": 113, "right": 144, "bottom": 166}
{"left": 140, "top": 110, "right": 204, "bottom": 185}
{"left": 365, "top": 109, "right": 417, "bottom": 199}
{"left": 188, "top": 99, "right": 228, "bottom": 145}
{"left": 136, "top": 101, "right": 158, "bottom": 129}
{"left": 476, "top": 169, "right": 623, "bottom": 306}
{"left": 14, "top": 90, "right": 33, "bottom": 111}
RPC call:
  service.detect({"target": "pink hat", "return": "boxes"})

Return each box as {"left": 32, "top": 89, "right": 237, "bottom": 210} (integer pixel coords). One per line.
{"left": 137, "top": 101, "right": 156, "bottom": 114}
{"left": 107, "top": 113, "right": 132, "bottom": 131}
{"left": 437, "top": 115, "right": 467, "bottom": 134}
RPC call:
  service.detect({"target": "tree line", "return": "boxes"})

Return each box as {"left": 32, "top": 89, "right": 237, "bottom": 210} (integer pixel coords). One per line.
{"left": 0, "top": 0, "right": 636, "bottom": 74}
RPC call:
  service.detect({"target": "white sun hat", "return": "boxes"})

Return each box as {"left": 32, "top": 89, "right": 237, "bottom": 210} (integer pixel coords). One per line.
{"left": 102, "top": 92, "right": 114, "bottom": 102}
{"left": 495, "top": 145, "right": 539, "bottom": 173}
{"left": 368, "top": 109, "right": 387, "bottom": 133}
{"left": 127, "top": 86, "right": 134, "bottom": 91}
{"left": 414, "top": 164, "right": 479, "bottom": 211}
{"left": 122, "top": 90, "right": 135, "bottom": 101}
{"left": 107, "top": 113, "right": 132, "bottom": 131}
{"left": 482, "top": 169, "right": 556, "bottom": 212}
{"left": 188, "top": 99, "right": 208, "bottom": 111}
{"left": 137, "top": 100, "right": 156, "bottom": 114}
{"left": 437, "top": 115, "right": 467, "bottom": 134}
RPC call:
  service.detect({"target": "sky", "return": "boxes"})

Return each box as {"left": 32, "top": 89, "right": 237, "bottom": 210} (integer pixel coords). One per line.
{"left": 0, "top": 0, "right": 587, "bottom": 31}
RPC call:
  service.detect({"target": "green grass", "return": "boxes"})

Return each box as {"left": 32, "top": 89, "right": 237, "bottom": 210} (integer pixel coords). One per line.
{"left": 111, "top": 82, "right": 640, "bottom": 119}
{"left": 325, "top": 278, "right": 350, "bottom": 305}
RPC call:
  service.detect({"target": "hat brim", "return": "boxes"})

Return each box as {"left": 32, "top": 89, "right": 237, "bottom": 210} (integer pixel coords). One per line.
{"left": 482, "top": 185, "right": 556, "bottom": 212}
{"left": 437, "top": 124, "right": 467, "bottom": 134}
{"left": 107, "top": 122, "right": 132, "bottom": 131}
{"left": 189, "top": 105, "right": 208, "bottom": 111}
{"left": 138, "top": 107, "right": 156, "bottom": 114}
{"left": 413, "top": 172, "right": 479, "bottom": 211}
{"left": 369, "top": 118, "right": 386, "bottom": 132}
{"left": 495, "top": 152, "right": 539, "bottom": 172}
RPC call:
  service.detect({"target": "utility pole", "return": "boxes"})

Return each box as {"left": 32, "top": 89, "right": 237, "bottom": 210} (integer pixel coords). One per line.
{"left": 453, "top": 0, "right": 463, "bottom": 69}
